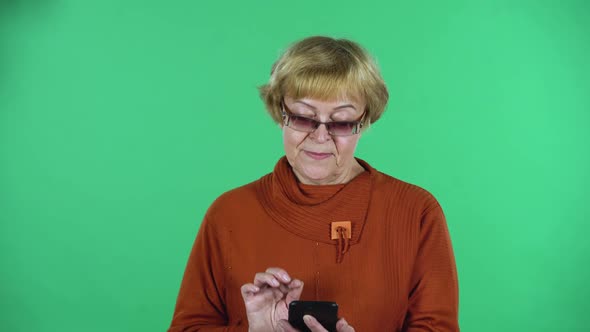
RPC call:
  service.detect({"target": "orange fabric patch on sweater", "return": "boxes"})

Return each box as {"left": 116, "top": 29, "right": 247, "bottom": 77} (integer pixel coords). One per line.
{"left": 331, "top": 221, "right": 352, "bottom": 240}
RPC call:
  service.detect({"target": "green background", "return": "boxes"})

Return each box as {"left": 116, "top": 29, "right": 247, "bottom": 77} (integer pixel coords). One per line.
{"left": 1, "top": 0, "right": 588, "bottom": 331}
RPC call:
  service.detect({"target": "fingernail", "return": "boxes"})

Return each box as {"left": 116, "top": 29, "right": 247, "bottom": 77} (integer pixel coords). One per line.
{"left": 280, "top": 273, "right": 291, "bottom": 282}
{"left": 303, "top": 315, "right": 312, "bottom": 323}
{"left": 272, "top": 279, "right": 279, "bottom": 286}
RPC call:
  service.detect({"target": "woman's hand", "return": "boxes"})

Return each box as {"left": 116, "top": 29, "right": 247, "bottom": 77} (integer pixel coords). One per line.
{"left": 241, "top": 267, "right": 304, "bottom": 332}
{"left": 277, "top": 315, "right": 355, "bottom": 332}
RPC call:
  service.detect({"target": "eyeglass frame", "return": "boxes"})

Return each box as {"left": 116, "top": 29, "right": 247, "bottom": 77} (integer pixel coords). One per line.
{"left": 280, "top": 99, "right": 366, "bottom": 136}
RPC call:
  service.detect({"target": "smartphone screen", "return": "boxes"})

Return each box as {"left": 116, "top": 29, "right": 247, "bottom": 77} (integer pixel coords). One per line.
{"left": 288, "top": 301, "right": 339, "bottom": 332}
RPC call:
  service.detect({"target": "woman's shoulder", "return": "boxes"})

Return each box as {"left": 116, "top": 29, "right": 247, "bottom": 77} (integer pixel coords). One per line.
{"left": 202, "top": 173, "right": 270, "bottom": 221}
{"left": 371, "top": 169, "right": 441, "bottom": 213}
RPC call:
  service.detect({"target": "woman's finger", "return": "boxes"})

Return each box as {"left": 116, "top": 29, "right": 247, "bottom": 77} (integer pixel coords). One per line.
{"left": 278, "top": 283, "right": 291, "bottom": 294}
{"left": 253, "top": 272, "right": 281, "bottom": 288}
{"left": 239, "top": 283, "right": 260, "bottom": 300}
{"left": 285, "top": 279, "right": 304, "bottom": 303}
{"left": 336, "top": 318, "right": 355, "bottom": 332}
{"left": 265, "top": 267, "right": 292, "bottom": 283}
{"left": 303, "top": 315, "right": 329, "bottom": 332}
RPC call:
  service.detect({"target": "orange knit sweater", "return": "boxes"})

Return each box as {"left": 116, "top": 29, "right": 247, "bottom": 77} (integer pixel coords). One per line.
{"left": 168, "top": 157, "right": 460, "bottom": 331}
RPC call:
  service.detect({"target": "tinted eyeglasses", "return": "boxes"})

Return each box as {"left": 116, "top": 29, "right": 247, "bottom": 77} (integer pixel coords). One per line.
{"left": 281, "top": 101, "right": 365, "bottom": 136}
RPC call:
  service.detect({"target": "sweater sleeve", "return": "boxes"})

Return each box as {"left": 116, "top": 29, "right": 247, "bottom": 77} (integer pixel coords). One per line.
{"left": 403, "top": 201, "right": 460, "bottom": 332}
{"left": 168, "top": 214, "right": 244, "bottom": 331}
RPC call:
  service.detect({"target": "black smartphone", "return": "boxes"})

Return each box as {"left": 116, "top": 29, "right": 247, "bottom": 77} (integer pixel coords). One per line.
{"left": 288, "top": 301, "right": 339, "bottom": 332}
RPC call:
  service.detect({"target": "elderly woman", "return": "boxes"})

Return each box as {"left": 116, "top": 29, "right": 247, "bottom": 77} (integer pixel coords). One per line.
{"left": 168, "top": 36, "right": 459, "bottom": 331}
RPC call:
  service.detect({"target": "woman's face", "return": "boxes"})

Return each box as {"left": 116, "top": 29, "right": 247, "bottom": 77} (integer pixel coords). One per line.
{"left": 281, "top": 95, "right": 366, "bottom": 185}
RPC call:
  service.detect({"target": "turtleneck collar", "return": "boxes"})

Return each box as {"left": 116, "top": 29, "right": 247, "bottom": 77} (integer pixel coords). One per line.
{"left": 256, "top": 156, "right": 375, "bottom": 262}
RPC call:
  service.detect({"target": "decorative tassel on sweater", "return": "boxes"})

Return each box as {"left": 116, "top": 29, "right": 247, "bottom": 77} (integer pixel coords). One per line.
{"left": 331, "top": 222, "right": 352, "bottom": 263}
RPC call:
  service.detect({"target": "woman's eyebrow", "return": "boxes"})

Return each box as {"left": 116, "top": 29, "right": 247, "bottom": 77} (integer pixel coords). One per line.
{"left": 333, "top": 104, "right": 357, "bottom": 111}
{"left": 294, "top": 101, "right": 317, "bottom": 109}
{"left": 294, "top": 100, "right": 357, "bottom": 111}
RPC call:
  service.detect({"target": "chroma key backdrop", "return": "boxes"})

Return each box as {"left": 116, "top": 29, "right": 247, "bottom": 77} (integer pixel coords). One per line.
{"left": 1, "top": 1, "right": 588, "bottom": 331}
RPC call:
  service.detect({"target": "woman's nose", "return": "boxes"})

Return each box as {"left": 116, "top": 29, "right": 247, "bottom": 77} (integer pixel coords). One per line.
{"left": 309, "top": 123, "right": 332, "bottom": 143}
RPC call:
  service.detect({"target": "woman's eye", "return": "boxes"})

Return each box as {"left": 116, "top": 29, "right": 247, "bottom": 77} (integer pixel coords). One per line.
{"left": 296, "top": 115, "right": 315, "bottom": 121}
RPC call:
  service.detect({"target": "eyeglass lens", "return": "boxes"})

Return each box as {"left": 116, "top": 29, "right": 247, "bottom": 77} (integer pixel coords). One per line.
{"left": 287, "top": 115, "right": 358, "bottom": 136}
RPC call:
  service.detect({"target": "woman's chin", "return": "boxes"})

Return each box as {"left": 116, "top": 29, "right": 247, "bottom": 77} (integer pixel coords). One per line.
{"left": 298, "top": 165, "right": 336, "bottom": 183}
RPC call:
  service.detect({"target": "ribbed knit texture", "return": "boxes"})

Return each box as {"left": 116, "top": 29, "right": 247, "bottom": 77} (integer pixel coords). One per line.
{"left": 168, "top": 157, "right": 460, "bottom": 331}
{"left": 256, "top": 157, "right": 372, "bottom": 248}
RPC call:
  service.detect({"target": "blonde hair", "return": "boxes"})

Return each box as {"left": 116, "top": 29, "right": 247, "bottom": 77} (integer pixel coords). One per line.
{"left": 258, "top": 36, "right": 389, "bottom": 126}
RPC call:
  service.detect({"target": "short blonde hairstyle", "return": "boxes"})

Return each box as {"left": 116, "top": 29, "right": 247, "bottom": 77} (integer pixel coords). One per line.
{"left": 258, "top": 36, "right": 389, "bottom": 126}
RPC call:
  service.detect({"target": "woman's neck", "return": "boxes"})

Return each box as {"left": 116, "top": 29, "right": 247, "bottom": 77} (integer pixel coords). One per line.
{"left": 294, "top": 159, "right": 366, "bottom": 185}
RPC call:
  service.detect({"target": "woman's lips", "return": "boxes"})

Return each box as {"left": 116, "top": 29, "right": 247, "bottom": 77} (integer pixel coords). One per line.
{"left": 304, "top": 150, "right": 332, "bottom": 160}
